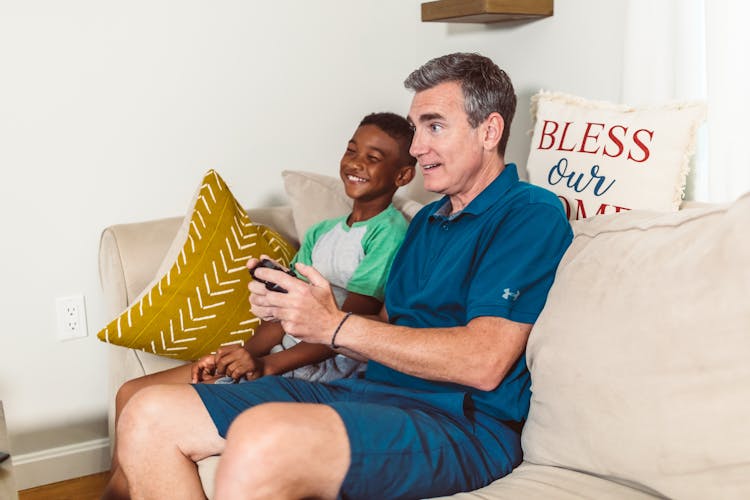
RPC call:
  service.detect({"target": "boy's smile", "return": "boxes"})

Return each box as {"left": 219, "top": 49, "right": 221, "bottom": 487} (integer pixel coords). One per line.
{"left": 345, "top": 173, "right": 368, "bottom": 183}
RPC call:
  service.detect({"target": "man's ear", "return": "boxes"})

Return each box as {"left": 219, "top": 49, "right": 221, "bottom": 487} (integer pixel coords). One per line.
{"left": 482, "top": 112, "right": 504, "bottom": 152}
{"left": 395, "top": 165, "right": 416, "bottom": 187}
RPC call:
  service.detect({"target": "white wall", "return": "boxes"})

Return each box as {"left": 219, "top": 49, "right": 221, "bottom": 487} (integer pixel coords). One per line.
{"left": 0, "top": 0, "right": 628, "bottom": 484}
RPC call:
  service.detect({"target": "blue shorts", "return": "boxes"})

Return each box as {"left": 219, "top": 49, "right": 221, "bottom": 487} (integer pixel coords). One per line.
{"left": 193, "top": 376, "right": 521, "bottom": 499}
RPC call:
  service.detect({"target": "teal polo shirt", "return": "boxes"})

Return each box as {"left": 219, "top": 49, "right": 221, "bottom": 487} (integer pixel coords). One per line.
{"left": 366, "top": 164, "right": 573, "bottom": 422}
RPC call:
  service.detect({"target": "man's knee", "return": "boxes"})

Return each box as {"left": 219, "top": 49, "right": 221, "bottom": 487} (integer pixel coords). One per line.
{"left": 115, "top": 378, "right": 143, "bottom": 416}
{"left": 218, "top": 403, "right": 350, "bottom": 498}
{"left": 224, "top": 403, "right": 298, "bottom": 457}
{"left": 117, "top": 386, "right": 172, "bottom": 451}
{"left": 236, "top": 404, "right": 347, "bottom": 460}
{"left": 227, "top": 403, "right": 348, "bottom": 459}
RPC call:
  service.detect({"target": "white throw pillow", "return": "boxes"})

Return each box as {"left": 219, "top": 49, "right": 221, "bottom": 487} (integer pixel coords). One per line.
{"left": 527, "top": 91, "right": 705, "bottom": 220}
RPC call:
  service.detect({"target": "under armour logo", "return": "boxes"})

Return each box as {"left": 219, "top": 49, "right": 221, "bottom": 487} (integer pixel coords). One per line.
{"left": 502, "top": 288, "right": 520, "bottom": 301}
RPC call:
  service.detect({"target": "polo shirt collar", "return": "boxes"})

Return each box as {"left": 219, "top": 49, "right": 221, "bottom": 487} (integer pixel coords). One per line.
{"left": 430, "top": 163, "right": 519, "bottom": 219}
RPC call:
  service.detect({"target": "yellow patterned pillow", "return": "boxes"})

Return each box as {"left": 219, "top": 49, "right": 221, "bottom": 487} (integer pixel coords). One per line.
{"left": 97, "top": 170, "right": 296, "bottom": 360}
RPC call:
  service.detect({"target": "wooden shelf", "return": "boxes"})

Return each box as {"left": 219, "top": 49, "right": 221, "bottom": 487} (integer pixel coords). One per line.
{"left": 421, "top": 0, "right": 553, "bottom": 23}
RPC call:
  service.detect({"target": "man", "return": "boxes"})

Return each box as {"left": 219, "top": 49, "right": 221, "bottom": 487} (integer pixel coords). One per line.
{"left": 117, "top": 53, "right": 573, "bottom": 499}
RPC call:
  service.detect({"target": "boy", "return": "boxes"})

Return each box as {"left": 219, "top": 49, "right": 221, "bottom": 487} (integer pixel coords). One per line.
{"left": 195, "top": 112, "right": 416, "bottom": 383}
{"left": 103, "top": 112, "right": 415, "bottom": 500}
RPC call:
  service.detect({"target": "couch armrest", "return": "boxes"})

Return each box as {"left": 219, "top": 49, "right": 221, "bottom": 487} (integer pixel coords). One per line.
{"left": 98, "top": 217, "right": 182, "bottom": 318}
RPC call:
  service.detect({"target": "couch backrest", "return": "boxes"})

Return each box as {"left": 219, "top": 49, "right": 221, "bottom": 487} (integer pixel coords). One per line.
{"left": 281, "top": 170, "right": 429, "bottom": 240}
{"left": 522, "top": 192, "right": 750, "bottom": 499}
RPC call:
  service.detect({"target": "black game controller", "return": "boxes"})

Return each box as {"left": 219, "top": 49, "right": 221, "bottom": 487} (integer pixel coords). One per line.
{"left": 249, "top": 258, "right": 297, "bottom": 293}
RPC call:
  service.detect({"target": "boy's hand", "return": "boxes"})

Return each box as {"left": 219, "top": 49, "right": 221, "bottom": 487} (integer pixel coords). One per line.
{"left": 214, "top": 344, "right": 265, "bottom": 381}
{"left": 191, "top": 354, "right": 218, "bottom": 383}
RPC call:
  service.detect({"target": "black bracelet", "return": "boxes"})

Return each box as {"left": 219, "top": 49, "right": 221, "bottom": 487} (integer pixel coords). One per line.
{"left": 330, "top": 312, "right": 353, "bottom": 349}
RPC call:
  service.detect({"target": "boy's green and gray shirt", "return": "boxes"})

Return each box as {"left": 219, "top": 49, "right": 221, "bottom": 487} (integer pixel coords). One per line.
{"left": 291, "top": 203, "right": 409, "bottom": 306}
{"left": 274, "top": 203, "right": 408, "bottom": 382}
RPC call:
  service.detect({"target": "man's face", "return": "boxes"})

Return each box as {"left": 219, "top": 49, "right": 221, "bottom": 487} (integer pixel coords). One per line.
{"left": 407, "top": 81, "right": 485, "bottom": 198}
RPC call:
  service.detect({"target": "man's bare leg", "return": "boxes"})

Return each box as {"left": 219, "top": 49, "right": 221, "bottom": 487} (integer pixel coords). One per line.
{"left": 102, "top": 364, "right": 195, "bottom": 500}
{"left": 117, "top": 384, "right": 225, "bottom": 500}
{"left": 214, "top": 403, "right": 350, "bottom": 500}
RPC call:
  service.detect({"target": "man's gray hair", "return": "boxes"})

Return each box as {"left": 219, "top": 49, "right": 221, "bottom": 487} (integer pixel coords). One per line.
{"left": 404, "top": 53, "right": 516, "bottom": 155}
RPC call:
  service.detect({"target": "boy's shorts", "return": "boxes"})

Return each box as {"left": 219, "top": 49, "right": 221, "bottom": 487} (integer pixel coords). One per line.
{"left": 192, "top": 376, "right": 521, "bottom": 499}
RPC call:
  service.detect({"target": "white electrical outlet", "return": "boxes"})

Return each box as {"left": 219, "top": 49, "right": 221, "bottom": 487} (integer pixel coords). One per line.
{"left": 56, "top": 295, "right": 88, "bottom": 340}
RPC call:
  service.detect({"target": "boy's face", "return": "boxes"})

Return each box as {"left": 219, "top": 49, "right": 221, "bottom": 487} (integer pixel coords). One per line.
{"left": 339, "top": 124, "right": 408, "bottom": 204}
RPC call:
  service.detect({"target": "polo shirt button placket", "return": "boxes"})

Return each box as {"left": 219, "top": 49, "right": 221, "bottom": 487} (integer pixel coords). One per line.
{"left": 441, "top": 222, "right": 449, "bottom": 231}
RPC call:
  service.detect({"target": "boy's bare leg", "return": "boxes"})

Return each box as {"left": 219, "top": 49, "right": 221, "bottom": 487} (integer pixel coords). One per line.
{"left": 103, "top": 363, "right": 195, "bottom": 500}
{"left": 116, "top": 384, "right": 225, "bottom": 500}
{"left": 214, "top": 403, "right": 350, "bottom": 500}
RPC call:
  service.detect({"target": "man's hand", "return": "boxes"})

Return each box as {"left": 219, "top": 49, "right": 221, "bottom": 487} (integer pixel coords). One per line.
{"left": 247, "top": 256, "right": 288, "bottom": 322}
{"left": 214, "top": 344, "right": 264, "bottom": 381}
{"left": 249, "top": 258, "right": 344, "bottom": 345}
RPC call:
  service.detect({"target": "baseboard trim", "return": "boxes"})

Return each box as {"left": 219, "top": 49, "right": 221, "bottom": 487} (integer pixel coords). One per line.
{"left": 13, "top": 438, "right": 110, "bottom": 490}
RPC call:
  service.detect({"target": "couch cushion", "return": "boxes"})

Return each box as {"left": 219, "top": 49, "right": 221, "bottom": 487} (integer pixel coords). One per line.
{"left": 197, "top": 460, "right": 659, "bottom": 500}
{"left": 523, "top": 192, "right": 750, "bottom": 498}
{"left": 97, "top": 170, "right": 296, "bottom": 360}
{"left": 527, "top": 91, "right": 705, "bottom": 220}
{"left": 429, "top": 462, "right": 659, "bottom": 500}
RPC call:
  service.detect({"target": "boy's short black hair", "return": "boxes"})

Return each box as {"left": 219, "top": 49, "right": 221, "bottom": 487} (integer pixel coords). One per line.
{"left": 359, "top": 112, "right": 417, "bottom": 166}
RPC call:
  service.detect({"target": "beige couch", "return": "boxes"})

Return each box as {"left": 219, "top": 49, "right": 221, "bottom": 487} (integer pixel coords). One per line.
{"left": 99, "top": 177, "right": 750, "bottom": 499}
